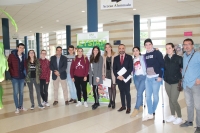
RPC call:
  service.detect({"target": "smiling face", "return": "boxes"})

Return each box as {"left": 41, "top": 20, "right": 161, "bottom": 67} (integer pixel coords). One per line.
{"left": 29, "top": 50, "right": 35, "bottom": 58}
{"left": 68, "top": 48, "right": 74, "bottom": 55}
{"left": 40, "top": 50, "right": 46, "bottom": 58}
{"left": 118, "top": 45, "right": 125, "bottom": 55}
{"left": 144, "top": 42, "right": 153, "bottom": 52}
{"left": 133, "top": 48, "right": 140, "bottom": 57}
{"left": 93, "top": 48, "right": 99, "bottom": 56}
{"left": 56, "top": 48, "right": 62, "bottom": 56}
{"left": 183, "top": 40, "right": 193, "bottom": 54}
{"left": 105, "top": 44, "right": 112, "bottom": 53}
{"left": 17, "top": 45, "right": 25, "bottom": 54}
{"left": 166, "top": 45, "right": 174, "bottom": 55}
{"left": 77, "top": 48, "right": 83, "bottom": 57}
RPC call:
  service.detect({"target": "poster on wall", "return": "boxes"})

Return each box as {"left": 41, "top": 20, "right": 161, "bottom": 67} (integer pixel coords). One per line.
{"left": 77, "top": 31, "right": 109, "bottom": 103}
{"left": 101, "top": 0, "right": 133, "bottom": 10}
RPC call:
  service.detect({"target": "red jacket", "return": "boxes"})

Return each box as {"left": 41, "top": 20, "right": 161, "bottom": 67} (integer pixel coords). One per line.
{"left": 70, "top": 55, "right": 89, "bottom": 78}
{"left": 8, "top": 50, "right": 26, "bottom": 79}
{"left": 39, "top": 58, "right": 50, "bottom": 82}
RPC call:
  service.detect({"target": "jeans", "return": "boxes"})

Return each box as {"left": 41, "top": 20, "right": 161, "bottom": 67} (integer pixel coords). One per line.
{"left": 27, "top": 78, "right": 42, "bottom": 106}
{"left": 67, "top": 73, "right": 77, "bottom": 99}
{"left": 11, "top": 78, "right": 25, "bottom": 109}
{"left": 134, "top": 75, "right": 146, "bottom": 109}
{"left": 145, "top": 77, "right": 161, "bottom": 114}
{"left": 184, "top": 84, "right": 200, "bottom": 127}
{"left": 40, "top": 79, "right": 49, "bottom": 102}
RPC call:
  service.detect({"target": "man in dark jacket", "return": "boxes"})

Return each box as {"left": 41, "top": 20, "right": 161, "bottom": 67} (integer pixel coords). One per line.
{"left": 50, "top": 46, "right": 68, "bottom": 106}
{"left": 8, "top": 43, "right": 27, "bottom": 113}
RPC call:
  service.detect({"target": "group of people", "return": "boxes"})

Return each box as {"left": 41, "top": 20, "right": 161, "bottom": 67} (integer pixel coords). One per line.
{"left": 7, "top": 38, "right": 200, "bottom": 133}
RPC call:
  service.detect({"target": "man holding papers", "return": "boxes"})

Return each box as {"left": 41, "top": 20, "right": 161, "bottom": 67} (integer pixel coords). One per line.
{"left": 113, "top": 44, "right": 133, "bottom": 114}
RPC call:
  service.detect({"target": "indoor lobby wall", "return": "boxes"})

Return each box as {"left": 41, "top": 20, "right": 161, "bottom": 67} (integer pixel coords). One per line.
{"left": 104, "top": 21, "right": 134, "bottom": 55}
{"left": 71, "top": 28, "right": 82, "bottom": 47}
{"left": 166, "top": 14, "right": 200, "bottom": 45}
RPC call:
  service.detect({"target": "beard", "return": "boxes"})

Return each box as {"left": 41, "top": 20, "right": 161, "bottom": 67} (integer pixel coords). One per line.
{"left": 119, "top": 51, "right": 125, "bottom": 54}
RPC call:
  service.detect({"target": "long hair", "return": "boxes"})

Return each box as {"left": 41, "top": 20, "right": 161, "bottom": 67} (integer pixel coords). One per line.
{"left": 166, "top": 43, "right": 177, "bottom": 54}
{"left": 132, "top": 46, "right": 141, "bottom": 57}
{"left": 104, "top": 43, "right": 115, "bottom": 57}
{"left": 27, "top": 50, "right": 37, "bottom": 63}
{"left": 90, "top": 46, "right": 101, "bottom": 63}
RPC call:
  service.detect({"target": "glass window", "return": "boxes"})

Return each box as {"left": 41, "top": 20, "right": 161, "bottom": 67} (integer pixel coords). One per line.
{"left": 151, "top": 31, "right": 166, "bottom": 38}
{"left": 62, "top": 34, "right": 66, "bottom": 38}
{"left": 151, "top": 17, "right": 166, "bottom": 22}
{"left": 57, "top": 35, "right": 62, "bottom": 39}
{"left": 151, "top": 22, "right": 166, "bottom": 30}
{"left": 140, "top": 23, "right": 148, "bottom": 30}
{"left": 140, "top": 32, "right": 148, "bottom": 39}
{"left": 151, "top": 40, "right": 166, "bottom": 46}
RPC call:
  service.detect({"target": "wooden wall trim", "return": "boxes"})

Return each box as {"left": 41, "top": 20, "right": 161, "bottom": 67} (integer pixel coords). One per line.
{"left": 167, "top": 14, "right": 200, "bottom": 20}
{"left": 104, "top": 21, "right": 132, "bottom": 27}
{"left": 109, "top": 29, "right": 133, "bottom": 33}
{"left": 167, "top": 24, "right": 200, "bottom": 29}
{"left": 167, "top": 33, "right": 200, "bottom": 38}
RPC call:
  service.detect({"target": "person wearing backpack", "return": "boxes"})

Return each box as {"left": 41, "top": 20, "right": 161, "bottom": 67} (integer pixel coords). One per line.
{"left": 70, "top": 48, "right": 89, "bottom": 107}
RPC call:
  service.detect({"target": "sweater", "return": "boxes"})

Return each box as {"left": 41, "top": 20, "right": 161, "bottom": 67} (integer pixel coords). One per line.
{"left": 164, "top": 54, "right": 183, "bottom": 84}
{"left": 8, "top": 50, "right": 26, "bottom": 79}
{"left": 70, "top": 55, "right": 89, "bottom": 78}
{"left": 144, "top": 49, "right": 164, "bottom": 78}
{"left": 39, "top": 58, "right": 50, "bottom": 82}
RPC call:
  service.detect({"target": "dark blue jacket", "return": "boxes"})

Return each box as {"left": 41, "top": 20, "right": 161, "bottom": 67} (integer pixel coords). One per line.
{"left": 113, "top": 54, "right": 133, "bottom": 84}
{"left": 50, "top": 55, "right": 67, "bottom": 80}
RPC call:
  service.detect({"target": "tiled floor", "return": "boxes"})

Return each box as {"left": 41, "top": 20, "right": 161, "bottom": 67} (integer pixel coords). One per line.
{"left": 0, "top": 80, "right": 196, "bottom": 133}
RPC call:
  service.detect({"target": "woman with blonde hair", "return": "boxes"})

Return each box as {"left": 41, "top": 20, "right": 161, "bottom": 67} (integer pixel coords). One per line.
{"left": 102, "top": 43, "right": 117, "bottom": 109}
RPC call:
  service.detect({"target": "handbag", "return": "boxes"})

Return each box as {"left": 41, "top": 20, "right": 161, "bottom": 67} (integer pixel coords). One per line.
{"left": 177, "top": 51, "right": 195, "bottom": 91}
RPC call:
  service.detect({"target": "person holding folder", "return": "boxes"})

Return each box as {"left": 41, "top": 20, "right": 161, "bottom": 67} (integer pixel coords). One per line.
{"left": 113, "top": 44, "right": 133, "bottom": 114}
{"left": 102, "top": 43, "right": 117, "bottom": 109}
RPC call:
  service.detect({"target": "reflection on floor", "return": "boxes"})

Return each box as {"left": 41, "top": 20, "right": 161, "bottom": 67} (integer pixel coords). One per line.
{"left": 0, "top": 80, "right": 195, "bottom": 133}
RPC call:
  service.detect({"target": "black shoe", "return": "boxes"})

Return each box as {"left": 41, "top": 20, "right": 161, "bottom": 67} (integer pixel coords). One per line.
{"left": 65, "top": 101, "right": 69, "bottom": 105}
{"left": 108, "top": 102, "right": 112, "bottom": 108}
{"left": 69, "top": 99, "right": 74, "bottom": 102}
{"left": 180, "top": 121, "right": 193, "bottom": 127}
{"left": 112, "top": 102, "right": 115, "bottom": 109}
{"left": 91, "top": 103, "right": 96, "bottom": 108}
{"left": 153, "top": 113, "right": 155, "bottom": 116}
{"left": 118, "top": 107, "right": 126, "bottom": 112}
{"left": 126, "top": 108, "right": 131, "bottom": 114}
{"left": 92, "top": 103, "right": 100, "bottom": 110}
{"left": 53, "top": 101, "right": 58, "bottom": 106}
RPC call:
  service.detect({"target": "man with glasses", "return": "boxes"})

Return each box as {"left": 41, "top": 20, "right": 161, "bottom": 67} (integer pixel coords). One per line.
{"left": 180, "top": 38, "right": 200, "bottom": 133}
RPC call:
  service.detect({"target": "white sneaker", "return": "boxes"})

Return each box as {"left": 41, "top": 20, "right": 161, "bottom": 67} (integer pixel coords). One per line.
{"left": 142, "top": 114, "right": 154, "bottom": 121}
{"left": 166, "top": 115, "right": 176, "bottom": 123}
{"left": 19, "top": 107, "right": 27, "bottom": 111}
{"left": 45, "top": 102, "right": 50, "bottom": 107}
{"left": 38, "top": 105, "right": 45, "bottom": 109}
{"left": 84, "top": 102, "right": 88, "bottom": 107}
{"left": 42, "top": 102, "right": 46, "bottom": 106}
{"left": 76, "top": 101, "right": 82, "bottom": 107}
{"left": 15, "top": 108, "right": 19, "bottom": 114}
{"left": 173, "top": 118, "right": 183, "bottom": 125}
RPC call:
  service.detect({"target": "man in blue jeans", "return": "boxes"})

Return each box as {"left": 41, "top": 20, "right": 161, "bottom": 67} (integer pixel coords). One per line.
{"left": 143, "top": 38, "right": 164, "bottom": 121}
{"left": 180, "top": 38, "right": 200, "bottom": 133}
{"left": 66, "top": 45, "right": 77, "bottom": 103}
{"left": 8, "top": 43, "right": 27, "bottom": 113}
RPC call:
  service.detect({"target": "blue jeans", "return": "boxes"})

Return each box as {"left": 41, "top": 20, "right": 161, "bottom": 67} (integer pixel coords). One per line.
{"left": 145, "top": 77, "right": 161, "bottom": 114}
{"left": 134, "top": 75, "right": 146, "bottom": 109}
{"left": 67, "top": 73, "right": 77, "bottom": 99}
{"left": 11, "top": 78, "right": 25, "bottom": 109}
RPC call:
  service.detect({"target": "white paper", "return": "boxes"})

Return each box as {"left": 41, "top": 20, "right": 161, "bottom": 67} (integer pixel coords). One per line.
{"left": 103, "top": 78, "right": 111, "bottom": 87}
{"left": 117, "top": 67, "right": 127, "bottom": 76}
{"left": 123, "top": 75, "right": 132, "bottom": 83}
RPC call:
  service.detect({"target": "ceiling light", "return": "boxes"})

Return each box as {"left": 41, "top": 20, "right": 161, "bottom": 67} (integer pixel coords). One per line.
{"left": 30, "top": 31, "right": 32, "bottom": 32}
{"left": 133, "top": 9, "right": 136, "bottom": 10}
{"left": 56, "top": 20, "right": 59, "bottom": 22}
{"left": 82, "top": 11, "right": 85, "bottom": 12}
{"left": 40, "top": 26, "right": 43, "bottom": 28}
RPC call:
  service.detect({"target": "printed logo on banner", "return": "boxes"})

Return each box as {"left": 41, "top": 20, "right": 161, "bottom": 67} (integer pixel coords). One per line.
{"left": 88, "top": 33, "right": 98, "bottom": 39}
{"left": 101, "top": 0, "right": 133, "bottom": 10}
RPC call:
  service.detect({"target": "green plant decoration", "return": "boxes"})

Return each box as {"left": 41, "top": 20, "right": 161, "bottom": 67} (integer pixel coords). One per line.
{"left": 0, "top": 85, "right": 3, "bottom": 109}
{"left": 0, "top": 8, "right": 18, "bottom": 32}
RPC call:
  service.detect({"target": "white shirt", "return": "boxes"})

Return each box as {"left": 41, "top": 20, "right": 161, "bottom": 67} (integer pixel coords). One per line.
{"left": 134, "top": 57, "right": 145, "bottom": 75}
{"left": 18, "top": 55, "right": 22, "bottom": 62}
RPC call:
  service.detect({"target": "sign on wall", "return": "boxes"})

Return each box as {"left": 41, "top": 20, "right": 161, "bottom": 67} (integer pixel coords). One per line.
{"left": 76, "top": 31, "right": 110, "bottom": 103}
{"left": 101, "top": 0, "right": 133, "bottom": 10}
